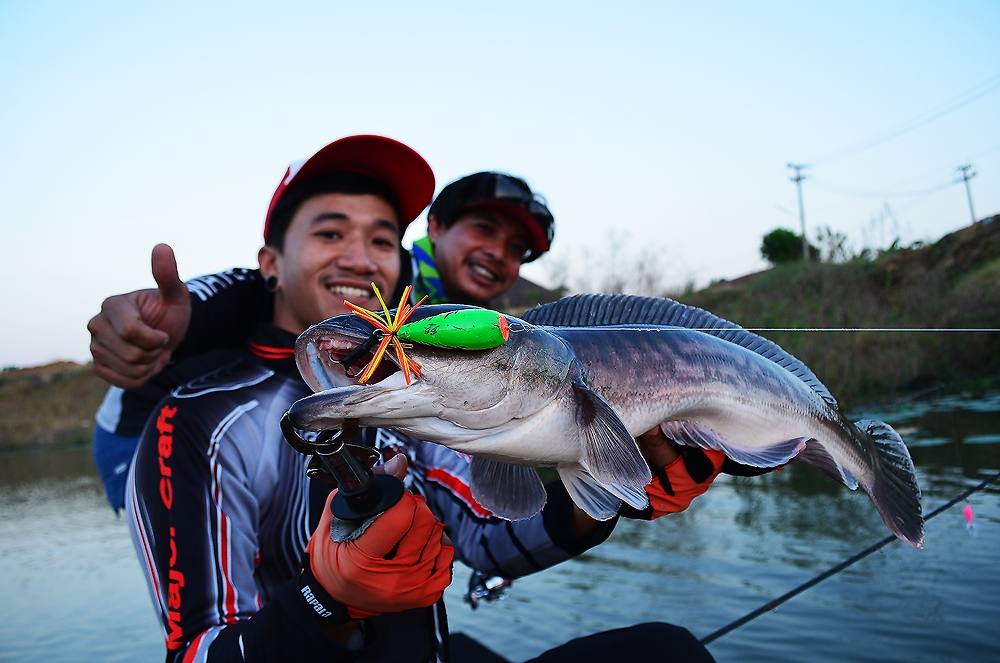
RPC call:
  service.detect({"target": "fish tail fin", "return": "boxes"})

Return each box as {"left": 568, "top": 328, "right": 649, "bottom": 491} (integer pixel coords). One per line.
{"left": 855, "top": 418, "right": 924, "bottom": 549}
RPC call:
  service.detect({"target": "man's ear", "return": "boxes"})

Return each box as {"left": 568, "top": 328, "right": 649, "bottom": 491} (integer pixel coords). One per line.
{"left": 427, "top": 214, "right": 444, "bottom": 242}
{"left": 258, "top": 245, "right": 280, "bottom": 282}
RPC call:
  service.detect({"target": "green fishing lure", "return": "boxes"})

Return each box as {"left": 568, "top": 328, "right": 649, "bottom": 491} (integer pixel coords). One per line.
{"left": 397, "top": 309, "right": 510, "bottom": 350}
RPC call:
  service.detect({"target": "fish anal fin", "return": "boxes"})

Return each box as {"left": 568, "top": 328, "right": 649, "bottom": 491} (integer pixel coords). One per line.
{"left": 660, "top": 420, "right": 808, "bottom": 468}
{"left": 799, "top": 441, "right": 860, "bottom": 490}
{"left": 572, "top": 379, "right": 651, "bottom": 490}
{"left": 470, "top": 457, "right": 546, "bottom": 521}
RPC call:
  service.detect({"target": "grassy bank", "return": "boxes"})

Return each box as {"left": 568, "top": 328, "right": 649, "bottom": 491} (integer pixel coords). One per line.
{"left": 682, "top": 215, "right": 1000, "bottom": 406}
{"left": 0, "top": 362, "right": 106, "bottom": 450}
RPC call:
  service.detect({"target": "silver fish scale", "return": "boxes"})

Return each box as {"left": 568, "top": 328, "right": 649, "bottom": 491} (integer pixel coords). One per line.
{"left": 522, "top": 293, "right": 838, "bottom": 408}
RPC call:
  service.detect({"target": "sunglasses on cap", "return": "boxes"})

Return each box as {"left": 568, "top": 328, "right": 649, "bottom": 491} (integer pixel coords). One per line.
{"left": 473, "top": 174, "right": 555, "bottom": 262}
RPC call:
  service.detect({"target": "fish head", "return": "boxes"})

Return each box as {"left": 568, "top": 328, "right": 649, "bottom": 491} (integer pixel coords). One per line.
{"left": 289, "top": 305, "right": 576, "bottom": 434}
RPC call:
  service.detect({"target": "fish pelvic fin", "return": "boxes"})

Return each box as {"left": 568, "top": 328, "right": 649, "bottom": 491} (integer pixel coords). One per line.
{"left": 469, "top": 457, "right": 547, "bottom": 520}
{"left": 557, "top": 464, "right": 648, "bottom": 520}
{"left": 660, "top": 421, "right": 808, "bottom": 468}
{"left": 571, "top": 379, "right": 652, "bottom": 492}
{"left": 855, "top": 419, "right": 925, "bottom": 549}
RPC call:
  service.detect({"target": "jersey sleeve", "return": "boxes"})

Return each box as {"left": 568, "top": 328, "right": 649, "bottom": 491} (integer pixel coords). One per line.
{"left": 380, "top": 433, "right": 617, "bottom": 579}
{"left": 125, "top": 393, "right": 354, "bottom": 662}
{"left": 174, "top": 268, "right": 273, "bottom": 360}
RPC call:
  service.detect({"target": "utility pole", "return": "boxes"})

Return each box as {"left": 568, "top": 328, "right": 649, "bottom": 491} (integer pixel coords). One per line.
{"left": 787, "top": 163, "right": 810, "bottom": 260}
{"left": 956, "top": 164, "right": 978, "bottom": 225}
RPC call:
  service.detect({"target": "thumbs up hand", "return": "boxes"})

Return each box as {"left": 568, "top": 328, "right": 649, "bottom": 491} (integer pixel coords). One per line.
{"left": 88, "top": 244, "right": 192, "bottom": 389}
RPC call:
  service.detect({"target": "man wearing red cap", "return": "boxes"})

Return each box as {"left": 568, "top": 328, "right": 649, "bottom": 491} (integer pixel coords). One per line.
{"left": 123, "top": 135, "right": 463, "bottom": 661}
{"left": 110, "top": 136, "right": 720, "bottom": 662}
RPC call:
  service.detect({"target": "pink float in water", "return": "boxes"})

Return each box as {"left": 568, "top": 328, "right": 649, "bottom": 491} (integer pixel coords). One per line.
{"left": 963, "top": 502, "right": 975, "bottom": 530}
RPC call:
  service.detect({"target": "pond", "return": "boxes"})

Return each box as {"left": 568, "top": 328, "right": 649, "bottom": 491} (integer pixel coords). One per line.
{"left": 1, "top": 392, "right": 997, "bottom": 661}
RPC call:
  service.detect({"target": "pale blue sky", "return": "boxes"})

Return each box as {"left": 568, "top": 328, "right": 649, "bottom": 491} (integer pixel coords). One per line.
{"left": 3, "top": 1, "right": 998, "bottom": 366}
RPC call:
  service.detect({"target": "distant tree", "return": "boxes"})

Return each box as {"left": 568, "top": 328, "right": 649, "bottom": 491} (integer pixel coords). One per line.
{"left": 761, "top": 228, "right": 817, "bottom": 264}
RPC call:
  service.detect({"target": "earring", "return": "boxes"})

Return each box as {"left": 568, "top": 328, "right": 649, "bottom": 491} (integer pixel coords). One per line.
{"left": 265, "top": 275, "right": 278, "bottom": 292}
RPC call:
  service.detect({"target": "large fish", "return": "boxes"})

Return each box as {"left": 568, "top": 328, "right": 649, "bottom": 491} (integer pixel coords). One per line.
{"left": 287, "top": 294, "right": 924, "bottom": 548}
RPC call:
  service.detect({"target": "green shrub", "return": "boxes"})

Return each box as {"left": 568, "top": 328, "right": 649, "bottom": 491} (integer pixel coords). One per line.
{"left": 761, "top": 228, "right": 818, "bottom": 264}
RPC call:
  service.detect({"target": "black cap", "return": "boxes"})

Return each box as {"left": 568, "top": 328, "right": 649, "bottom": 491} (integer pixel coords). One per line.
{"left": 428, "top": 172, "right": 554, "bottom": 262}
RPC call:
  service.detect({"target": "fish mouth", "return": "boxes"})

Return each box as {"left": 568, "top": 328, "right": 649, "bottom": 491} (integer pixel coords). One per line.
{"left": 295, "top": 324, "right": 403, "bottom": 393}
{"left": 294, "top": 304, "right": 481, "bottom": 393}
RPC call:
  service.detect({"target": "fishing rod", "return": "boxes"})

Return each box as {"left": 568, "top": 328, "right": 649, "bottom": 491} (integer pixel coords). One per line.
{"left": 699, "top": 468, "right": 1000, "bottom": 647}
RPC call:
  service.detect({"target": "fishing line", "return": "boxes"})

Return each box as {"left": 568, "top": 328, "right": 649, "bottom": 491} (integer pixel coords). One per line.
{"left": 699, "top": 468, "right": 1000, "bottom": 647}
{"left": 505, "top": 324, "right": 1000, "bottom": 334}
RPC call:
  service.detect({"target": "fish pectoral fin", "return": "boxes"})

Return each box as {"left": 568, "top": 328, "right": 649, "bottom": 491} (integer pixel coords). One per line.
{"left": 572, "top": 380, "right": 652, "bottom": 490}
{"left": 799, "top": 440, "right": 859, "bottom": 490}
{"left": 660, "top": 421, "right": 808, "bottom": 468}
{"left": 469, "top": 457, "right": 546, "bottom": 521}
{"left": 557, "top": 464, "right": 644, "bottom": 521}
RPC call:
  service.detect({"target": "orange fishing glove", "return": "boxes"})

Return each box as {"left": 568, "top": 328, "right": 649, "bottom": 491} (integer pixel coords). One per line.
{"left": 306, "top": 490, "right": 455, "bottom": 619}
{"left": 644, "top": 447, "right": 726, "bottom": 519}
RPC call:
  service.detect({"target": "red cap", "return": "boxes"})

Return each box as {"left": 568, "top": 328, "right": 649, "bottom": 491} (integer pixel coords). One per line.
{"left": 263, "top": 135, "right": 435, "bottom": 242}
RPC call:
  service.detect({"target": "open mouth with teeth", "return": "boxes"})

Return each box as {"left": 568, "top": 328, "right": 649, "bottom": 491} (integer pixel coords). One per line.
{"left": 295, "top": 302, "right": 487, "bottom": 394}
{"left": 326, "top": 284, "right": 372, "bottom": 300}
{"left": 297, "top": 328, "right": 404, "bottom": 393}
{"left": 468, "top": 261, "right": 500, "bottom": 283}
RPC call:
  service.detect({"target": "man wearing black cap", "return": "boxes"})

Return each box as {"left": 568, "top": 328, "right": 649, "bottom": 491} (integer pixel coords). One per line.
{"left": 410, "top": 172, "right": 554, "bottom": 306}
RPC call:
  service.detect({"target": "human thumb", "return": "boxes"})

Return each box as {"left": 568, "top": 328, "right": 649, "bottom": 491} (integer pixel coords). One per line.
{"left": 151, "top": 243, "right": 187, "bottom": 304}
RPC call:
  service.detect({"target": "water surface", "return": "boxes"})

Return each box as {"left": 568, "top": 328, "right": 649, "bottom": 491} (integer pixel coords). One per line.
{"left": 1, "top": 392, "right": 997, "bottom": 661}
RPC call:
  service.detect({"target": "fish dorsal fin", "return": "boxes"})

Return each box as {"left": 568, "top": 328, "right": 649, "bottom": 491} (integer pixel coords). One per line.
{"left": 523, "top": 293, "right": 838, "bottom": 409}
{"left": 469, "top": 457, "right": 547, "bottom": 520}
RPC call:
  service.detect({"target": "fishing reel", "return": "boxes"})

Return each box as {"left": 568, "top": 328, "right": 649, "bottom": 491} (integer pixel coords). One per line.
{"left": 279, "top": 412, "right": 404, "bottom": 522}
{"left": 464, "top": 571, "right": 512, "bottom": 610}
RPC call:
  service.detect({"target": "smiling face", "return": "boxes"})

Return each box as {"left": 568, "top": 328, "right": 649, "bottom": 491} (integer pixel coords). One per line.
{"left": 259, "top": 192, "right": 402, "bottom": 335}
{"left": 428, "top": 211, "right": 529, "bottom": 304}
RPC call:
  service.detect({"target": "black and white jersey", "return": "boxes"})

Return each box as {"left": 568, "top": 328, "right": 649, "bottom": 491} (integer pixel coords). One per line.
{"left": 126, "top": 325, "right": 613, "bottom": 662}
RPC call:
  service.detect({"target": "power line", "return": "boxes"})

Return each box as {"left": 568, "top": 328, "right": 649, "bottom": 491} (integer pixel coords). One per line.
{"left": 810, "top": 178, "right": 955, "bottom": 200}
{"left": 811, "top": 72, "right": 1000, "bottom": 165}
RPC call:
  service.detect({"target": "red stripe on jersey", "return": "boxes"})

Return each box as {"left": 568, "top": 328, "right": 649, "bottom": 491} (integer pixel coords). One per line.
{"left": 130, "top": 488, "right": 165, "bottom": 621}
{"left": 182, "top": 630, "right": 208, "bottom": 663}
{"left": 220, "top": 514, "right": 238, "bottom": 623}
{"left": 249, "top": 342, "right": 294, "bottom": 359}
{"left": 426, "top": 468, "right": 493, "bottom": 517}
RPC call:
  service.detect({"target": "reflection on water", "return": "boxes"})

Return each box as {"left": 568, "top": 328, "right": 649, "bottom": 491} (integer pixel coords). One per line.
{"left": 1, "top": 393, "right": 998, "bottom": 662}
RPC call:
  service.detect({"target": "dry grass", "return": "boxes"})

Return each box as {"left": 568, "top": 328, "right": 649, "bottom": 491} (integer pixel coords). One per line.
{"left": 680, "top": 216, "right": 1000, "bottom": 406}
{"left": 0, "top": 362, "right": 106, "bottom": 449}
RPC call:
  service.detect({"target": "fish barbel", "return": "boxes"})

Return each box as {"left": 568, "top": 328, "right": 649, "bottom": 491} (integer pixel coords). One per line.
{"left": 287, "top": 294, "right": 924, "bottom": 548}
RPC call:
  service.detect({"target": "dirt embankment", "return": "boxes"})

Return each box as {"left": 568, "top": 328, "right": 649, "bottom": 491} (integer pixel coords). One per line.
{"left": 684, "top": 215, "right": 1000, "bottom": 406}
{"left": 0, "top": 362, "right": 106, "bottom": 450}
